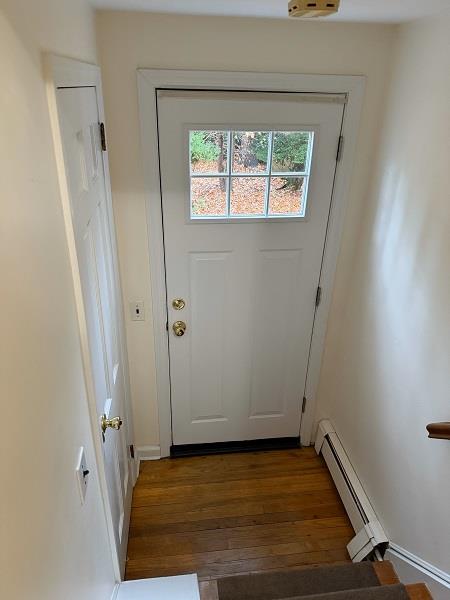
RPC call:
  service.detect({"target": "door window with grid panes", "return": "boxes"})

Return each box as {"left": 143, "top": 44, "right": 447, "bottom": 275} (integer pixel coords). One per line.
{"left": 189, "top": 130, "right": 314, "bottom": 219}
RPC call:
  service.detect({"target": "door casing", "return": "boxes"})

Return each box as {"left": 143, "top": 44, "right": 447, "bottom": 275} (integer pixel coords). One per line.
{"left": 138, "top": 70, "right": 365, "bottom": 458}
{"left": 45, "top": 55, "right": 137, "bottom": 581}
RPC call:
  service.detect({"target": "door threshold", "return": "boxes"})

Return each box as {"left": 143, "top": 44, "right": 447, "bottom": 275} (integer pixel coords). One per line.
{"left": 170, "top": 436, "right": 300, "bottom": 457}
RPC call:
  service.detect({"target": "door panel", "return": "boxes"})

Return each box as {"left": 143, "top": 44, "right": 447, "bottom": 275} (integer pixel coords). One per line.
{"left": 158, "top": 91, "right": 344, "bottom": 445}
{"left": 249, "top": 249, "right": 303, "bottom": 419}
{"left": 190, "top": 251, "right": 230, "bottom": 422}
{"left": 57, "top": 86, "right": 132, "bottom": 572}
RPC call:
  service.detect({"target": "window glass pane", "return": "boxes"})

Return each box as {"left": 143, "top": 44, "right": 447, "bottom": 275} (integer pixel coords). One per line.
{"left": 232, "top": 131, "right": 269, "bottom": 174}
{"left": 190, "top": 131, "right": 228, "bottom": 174}
{"left": 191, "top": 177, "right": 228, "bottom": 217}
{"left": 269, "top": 177, "right": 305, "bottom": 216}
{"left": 230, "top": 177, "right": 266, "bottom": 216}
{"left": 271, "top": 131, "right": 312, "bottom": 173}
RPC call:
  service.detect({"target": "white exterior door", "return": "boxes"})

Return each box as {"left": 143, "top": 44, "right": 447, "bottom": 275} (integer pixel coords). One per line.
{"left": 157, "top": 90, "right": 344, "bottom": 446}
{"left": 57, "top": 86, "right": 132, "bottom": 572}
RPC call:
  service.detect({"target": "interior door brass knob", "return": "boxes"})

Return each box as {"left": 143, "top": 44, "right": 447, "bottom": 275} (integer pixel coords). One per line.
{"left": 100, "top": 414, "right": 123, "bottom": 434}
{"left": 173, "top": 320, "right": 187, "bottom": 336}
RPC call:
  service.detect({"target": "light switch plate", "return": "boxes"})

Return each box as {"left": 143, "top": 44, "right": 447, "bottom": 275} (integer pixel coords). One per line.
{"left": 75, "top": 447, "right": 89, "bottom": 504}
{"left": 130, "top": 300, "right": 145, "bottom": 321}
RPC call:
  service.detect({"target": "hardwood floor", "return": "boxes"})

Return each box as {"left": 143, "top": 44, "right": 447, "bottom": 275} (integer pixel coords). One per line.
{"left": 125, "top": 447, "right": 354, "bottom": 581}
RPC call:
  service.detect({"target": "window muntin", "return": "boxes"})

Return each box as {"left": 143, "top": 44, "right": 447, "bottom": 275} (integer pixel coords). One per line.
{"left": 189, "top": 129, "right": 314, "bottom": 219}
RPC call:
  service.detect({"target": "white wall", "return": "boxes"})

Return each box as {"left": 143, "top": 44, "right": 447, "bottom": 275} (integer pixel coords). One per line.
{"left": 96, "top": 11, "right": 396, "bottom": 448}
{"left": 316, "top": 12, "right": 450, "bottom": 575}
{"left": 0, "top": 2, "right": 116, "bottom": 598}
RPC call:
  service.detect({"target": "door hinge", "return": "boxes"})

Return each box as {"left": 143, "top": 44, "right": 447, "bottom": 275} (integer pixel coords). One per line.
{"left": 302, "top": 396, "right": 307, "bottom": 413}
{"left": 129, "top": 444, "right": 135, "bottom": 459}
{"left": 99, "top": 122, "right": 107, "bottom": 152}
{"left": 315, "top": 285, "right": 322, "bottom": 307}
{"left": 336, "top": 135, "right": 344, "bottom": 162}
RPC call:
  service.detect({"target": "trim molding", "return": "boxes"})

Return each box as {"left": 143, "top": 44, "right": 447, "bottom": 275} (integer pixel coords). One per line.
{"left": 136, "top": 445, "right": 161, "bottom": 462}
{"left": 386, "top": 545, "right": 450, "bottom": 600}
{"left": 137, "top": 69, "right": 365, "bottom": 455}
{"left": 110, "top": 584, "right": 120, "bottom": 600}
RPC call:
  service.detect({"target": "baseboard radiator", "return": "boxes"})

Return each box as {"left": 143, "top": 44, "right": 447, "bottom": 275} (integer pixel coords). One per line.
{"left": 315, "top": 420, "right": 389, "bottom": 562}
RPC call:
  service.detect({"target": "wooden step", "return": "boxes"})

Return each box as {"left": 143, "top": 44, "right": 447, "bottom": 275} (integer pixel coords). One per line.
{"left": 374, "top": 561, "right": 400, "bottom": 585}
{"left": 373, "top": 562, "right": 433, "bottom": 599}
{"left": 405, "top": 583, "right": 433, "bottom": 600}
{"left": 283, "top": 585, "right": 410, "bottom": 599}
{"left": 215, "top": 561, "right": 382, "bottom": 599}
{"left": 199, "top": 562, "right": 434, "bottom": 600}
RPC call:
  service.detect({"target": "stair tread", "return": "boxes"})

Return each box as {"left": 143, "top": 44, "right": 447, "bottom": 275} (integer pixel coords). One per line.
{"left": 284, "top": 584, "right": 409, "bottom": 600}
{"left": 374, "top": 562, "right": 400, "bottom": 586}
{"left": 405, "top": 583, "right": 433, "bottom": 600}
{"left": 216, "top": 562, "right": 381, "bottom": 600}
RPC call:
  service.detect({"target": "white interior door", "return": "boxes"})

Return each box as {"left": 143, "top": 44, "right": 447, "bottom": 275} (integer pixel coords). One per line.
{"left": 57, "top": 86, "right": 132, "bottom": 572}
{"left": 158, "top": 90, "right": 344, "bottom": 446}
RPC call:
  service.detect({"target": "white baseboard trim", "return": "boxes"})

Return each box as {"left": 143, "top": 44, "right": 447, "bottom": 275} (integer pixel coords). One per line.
{"left": 386, "top": 544, "right": 450, "bottom": 600}
{"left": 136, "top": 445, "right": 161, "bottom": 462}
{"left": 110, "top": 583, "right": 120, "bottom": 600}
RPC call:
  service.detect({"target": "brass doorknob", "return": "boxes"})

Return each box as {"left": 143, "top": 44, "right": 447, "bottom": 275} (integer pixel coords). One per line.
{"left": 100, "top": 414, "right": 123, "bottom": 434}
{"left": 172, "top": 320, "right": 187, "bottom": 336}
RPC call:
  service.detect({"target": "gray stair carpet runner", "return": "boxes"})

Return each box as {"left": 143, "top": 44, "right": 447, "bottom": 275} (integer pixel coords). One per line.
{"left": 216, "top": 562, "right": 409, "bottom": 600}
{"left": 277, "top": 585, "right": 409, "bottom": 600}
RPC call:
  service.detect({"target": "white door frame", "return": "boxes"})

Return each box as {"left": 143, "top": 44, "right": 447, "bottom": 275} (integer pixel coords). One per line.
{"left": 45, "top": 55, "right": 137, "bottom": 581}
{"left": 138, "top": 69, "right": 365, "bottom": 458}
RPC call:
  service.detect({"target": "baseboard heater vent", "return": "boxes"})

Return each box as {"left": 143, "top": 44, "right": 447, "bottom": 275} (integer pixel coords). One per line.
{"left": 315, "top": 420, "right": 389, "bottom": 562}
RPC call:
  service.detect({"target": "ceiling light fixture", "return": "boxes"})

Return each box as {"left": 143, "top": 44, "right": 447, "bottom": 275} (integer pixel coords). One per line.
{"left": 288, "top": 0, "right": 340, "bottom": 18}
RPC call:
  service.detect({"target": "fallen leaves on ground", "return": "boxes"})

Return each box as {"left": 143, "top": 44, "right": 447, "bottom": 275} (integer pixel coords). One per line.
{"left": 191, "top": 161, "right": 304, "bottom": 216}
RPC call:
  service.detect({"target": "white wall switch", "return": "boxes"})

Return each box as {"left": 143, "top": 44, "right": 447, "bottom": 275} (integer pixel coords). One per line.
{"left": 130, "top": 300, "right": 145, "bottom": 321}
{"left": 75, "top": 447, "right": 90, "bottom": 504}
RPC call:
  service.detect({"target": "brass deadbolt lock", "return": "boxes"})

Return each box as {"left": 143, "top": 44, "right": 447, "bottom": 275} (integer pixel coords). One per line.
{"left": 172, "top": 298, "right": 186, "bottom": 310}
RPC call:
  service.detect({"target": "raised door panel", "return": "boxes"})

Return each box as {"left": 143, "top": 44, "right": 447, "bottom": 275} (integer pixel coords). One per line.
{"left": 189, "top": 251, "right": 231, "bottom": 423}
{"left": 248, "top": 249, "right": 302, "bottom": 423}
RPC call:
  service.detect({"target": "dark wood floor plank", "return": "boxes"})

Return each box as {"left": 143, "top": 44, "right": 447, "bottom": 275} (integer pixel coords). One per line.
{"left": 125, "top": 448, "right": 353, "bottom": 580}
{"left": 129, "top": 503, "right": 347, "bottom": 537}
{"left": 131, "top": 472, "right": 335, "bottom": 507}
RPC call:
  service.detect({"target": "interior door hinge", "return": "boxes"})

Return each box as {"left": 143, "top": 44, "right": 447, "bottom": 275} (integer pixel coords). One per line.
{"left": 315, "top": 285, "right": 322, "bottom": 308}
{"left": 129, "top": 444, "right": 135, "bottom": 459}
{"left": 336, "top": 135, "right": 344, "bottom": 162}
{"left": 99, "top": 122, "right": 107, "bottom": 152}
{"left": 302, "top": 396, "right": 307, "bottom": 413}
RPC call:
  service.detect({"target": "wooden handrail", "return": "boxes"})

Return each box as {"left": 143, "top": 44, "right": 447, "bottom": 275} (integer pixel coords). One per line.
{"left": 426, "top": 422, "right": 450, "bottom": 440}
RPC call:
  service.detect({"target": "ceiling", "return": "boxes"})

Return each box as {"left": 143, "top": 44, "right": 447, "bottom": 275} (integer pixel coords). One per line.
{"left": 91, "top": 0, "right": 450, "bottom": 23}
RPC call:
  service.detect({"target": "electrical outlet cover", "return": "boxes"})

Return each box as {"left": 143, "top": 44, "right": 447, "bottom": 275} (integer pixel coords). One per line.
{"left": 75, "top": 447, "right": 89, "bottom": 504}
